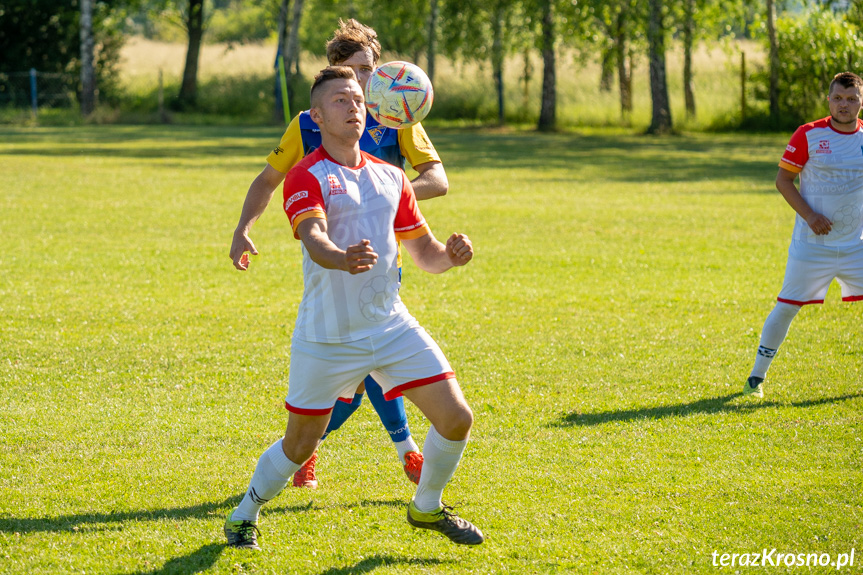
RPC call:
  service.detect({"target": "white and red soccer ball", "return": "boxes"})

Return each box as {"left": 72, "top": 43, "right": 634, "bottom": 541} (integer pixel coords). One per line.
{"left": 364, "top": 61, "right": 434, "bottom": 129}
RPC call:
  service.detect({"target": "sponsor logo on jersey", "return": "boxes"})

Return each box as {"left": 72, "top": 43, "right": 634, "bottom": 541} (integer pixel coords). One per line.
{"left": 367, "top": 125, "right": 386, "bottom": 145}
{"left": 328, "top": 174, "right": 347, "bottom": 195}
{"left": 285, "top": 190, "right": 308, "bottom": 208}
{"left": 273, "top": 146, "right": 284, "bottom": 155}
{"left": 816, "top": 140, "right": 832, "bottom": 154}
{"left": 786, "top": 144, "right": 796, "bottom": 153}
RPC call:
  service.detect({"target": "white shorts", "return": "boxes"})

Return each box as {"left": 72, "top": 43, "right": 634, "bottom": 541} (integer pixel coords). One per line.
{"left": 285, "top": 319, "right": 454, "bottom": 415}
{"left": 777, "top": 251, "right": 863, "bottom": 305}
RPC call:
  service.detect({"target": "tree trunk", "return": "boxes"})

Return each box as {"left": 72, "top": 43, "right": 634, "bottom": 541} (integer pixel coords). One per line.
{"left": 599, "top": 45, "right": 614, "bottom": 93}
{"left": 538, "top": 0, "right": 556, "bottom": 132}
{"left": 492, "top": 5, "right": 505, "bottom": 125}
{"left": 614, "top": 10, "right": 632, "bottom": 118}
{"left": 284, "top": 0, "right": 305, "bottom": 112}
{"left": 177, "top": 0, "right": 204, "bottom": 109}
{"left": 427, "top": 0, "right": 439, "bottom": 83}
{"left": 79, "top": 0, "right": 95, "bottom": 117}
{"left": 274, "top": 0, "right": 289, "bottom": 123}
{"left": 647, "top": 0, "right": 672, "bottom": 134}
{"left": 767, "top": 0, "right": 779, "bottom": 122}
{"left": 683, "top": 0, "right": 696, "bottom": 119}
{"left": 522, "top": 49, "right": 531, "bottom": 115}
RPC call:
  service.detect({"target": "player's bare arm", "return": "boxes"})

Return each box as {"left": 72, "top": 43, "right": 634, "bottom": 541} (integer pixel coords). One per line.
{"left": 775, "top": 167, "right": 833, "bottom": 235}
{"left": 296, "top": 217, "right": 378, "bottom": 274}
{"left": 410, "top": 161, "right": 448, "bottom": 201}
{"left": 402, "top": 232, "right": 473, "bottom": 274}
{"left": 230, "top": 164, "right": 288, "bottom": 270}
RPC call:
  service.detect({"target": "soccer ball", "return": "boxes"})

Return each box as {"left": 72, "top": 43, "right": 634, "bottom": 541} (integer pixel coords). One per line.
{"left": 364, "top": 61, "right": 434, "bottom": 129}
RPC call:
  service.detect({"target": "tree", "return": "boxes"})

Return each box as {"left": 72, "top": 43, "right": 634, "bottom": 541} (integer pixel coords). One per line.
{"left": 0, "top": 0, "right": 125, "bottom": 110}
{"left": 287, "top": 0, "right": 305, "bottom": 91}
{"left": 427, "top": 0, "right": 439, "bottom": 82}
{"left": 274, "top": 0, "right": 304, "bottom": 122}
{"left": 682, "top": 0, "right": 695, "bottom": 119}
{"left": 589, "top": 0, "right": 643, "bottom": 120}
{"left": 671, "top": 0, "right": 754, "bottom": 122}
{"left": 80, "top": 0, "right": 96, "bottom": 116}
{"left": 766, "top": 0, "right": 779, "bottom": 123}
{"left": 175, "top": 0, "right": 205, "bottom": 109}
{"left": 439, "top": 0, "right": 524, "bottom": 125}
{"left": 647, "top": 0, "right": 672, "bottom": 134}
{"left": 537, "top": 0, "right": 556, "bottom": 131}
{"left": 768, "top": 7, "right": 863, "bottom": 124}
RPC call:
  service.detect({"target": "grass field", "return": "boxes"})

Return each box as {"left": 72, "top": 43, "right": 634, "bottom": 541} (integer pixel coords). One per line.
{"left": 0, "top": 125, "right": 861, "bottom": 574}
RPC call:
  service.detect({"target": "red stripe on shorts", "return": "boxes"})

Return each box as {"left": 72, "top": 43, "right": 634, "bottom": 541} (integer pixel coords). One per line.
{"left": 777, "top": 297, "right": 823, "bottom": 306}
{"left": 284, "top": 401, "right": 334, "bottom": 415}
{"left": 842, "top": 295, "right": 863, "bottom": 302}
{"left": 384, "top": 372, "right": 455, "bottom": 401}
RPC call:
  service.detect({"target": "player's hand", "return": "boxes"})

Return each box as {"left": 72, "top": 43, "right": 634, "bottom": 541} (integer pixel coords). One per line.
{"left": 445, "top": 233, "right": 473, "bottom": 267}
{"left": 805, "top": 212, "right": 833, "bottom": 235}
{"left": 345, "top": 239, "right": 377, "bottom": 274}
{"left": 230, "top": 230, "right": 258, "bottom": 271}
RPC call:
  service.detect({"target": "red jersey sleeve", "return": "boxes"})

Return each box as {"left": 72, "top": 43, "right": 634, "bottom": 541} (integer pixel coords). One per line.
{"left": 779, "top": 126, "right": 809, "bottom": 173}
{"left": 393, "top": 172, "right": 429, "bottom": 240}
{"left": 283, "top": 167, "right": 326, "bottom": 239}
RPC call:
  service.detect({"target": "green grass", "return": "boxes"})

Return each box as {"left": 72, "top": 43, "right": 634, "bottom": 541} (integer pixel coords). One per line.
{"left": 0, "top": 126, "right": 861, "bottom": 574}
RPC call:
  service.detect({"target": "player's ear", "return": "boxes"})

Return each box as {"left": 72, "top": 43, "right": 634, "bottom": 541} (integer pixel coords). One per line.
{"left": 309, "top": 107, "right": 323, "bottom": 125}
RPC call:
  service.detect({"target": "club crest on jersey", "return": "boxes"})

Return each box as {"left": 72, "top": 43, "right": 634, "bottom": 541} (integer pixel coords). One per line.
{"left": 367, "top": 125, "right": 386, "bottom": 145}
{"left": 328, "top": 174, "right": 347, "bottom": 195}
{"left": 816, "top": 140, "right": 832, "bottom": 154}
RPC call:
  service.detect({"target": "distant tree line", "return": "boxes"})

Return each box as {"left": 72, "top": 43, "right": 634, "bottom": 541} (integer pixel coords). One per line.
{"left": 2, "top": 0, "right": 863, "bottom": 131}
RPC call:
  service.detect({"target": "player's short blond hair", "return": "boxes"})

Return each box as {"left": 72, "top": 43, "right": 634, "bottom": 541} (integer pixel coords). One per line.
{"left": 325, "top": 19, "right": 382, "bottom": 66}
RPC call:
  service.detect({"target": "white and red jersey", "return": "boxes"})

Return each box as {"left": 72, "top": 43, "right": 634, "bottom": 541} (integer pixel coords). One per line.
{"left": 283, "top": 146, "right": 430, "bottom": 343}
{"left": 779, "top": 117, "right": 863, "bottom": 254}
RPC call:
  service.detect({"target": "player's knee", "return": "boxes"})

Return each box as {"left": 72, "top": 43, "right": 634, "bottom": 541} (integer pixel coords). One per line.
{"left": 440, "top": 405, "right": 473, "bottom": 440}
{"left": 281, "top": 433, "right": 319, "bottom": 464}
{"left": 774, "top": 301, "right": 802, "bottom": 321}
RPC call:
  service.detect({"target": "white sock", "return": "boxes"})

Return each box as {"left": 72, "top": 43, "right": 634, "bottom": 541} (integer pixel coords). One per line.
{"left": 394, "top": 436, "right": 420, "bottom": 465}
{"left": 413, "top": 426, "right": 467, "bottom": 513}
{"left": 751, "top": 302, "right": 801, "bottom": 378}
{"left": 232, "top": 439, "right": 302, "bottom": 522}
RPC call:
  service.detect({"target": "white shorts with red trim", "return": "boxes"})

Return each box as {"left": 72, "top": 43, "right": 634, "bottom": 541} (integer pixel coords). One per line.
{"left": 285, "top": 319, "right": 454, "bottom": 415}
{"left": 777, "top": 250, "right": 863, "bottom": 306}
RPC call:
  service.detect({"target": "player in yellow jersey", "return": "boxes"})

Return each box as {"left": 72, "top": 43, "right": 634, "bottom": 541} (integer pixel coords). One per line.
{"left": 229, "top": 20, "right": 448, "bottom": 489}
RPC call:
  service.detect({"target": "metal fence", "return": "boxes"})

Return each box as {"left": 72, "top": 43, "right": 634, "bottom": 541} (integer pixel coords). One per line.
{"left": 0, "top": 70, "right": 77, "bottom": 112}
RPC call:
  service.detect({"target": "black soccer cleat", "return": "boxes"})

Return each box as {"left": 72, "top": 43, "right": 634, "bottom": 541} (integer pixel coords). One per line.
{"left": 407, "top": 501, "right": 484, "bottom": 545}
{"left": 224, "top": 509, "right": 261, "bottom": 550}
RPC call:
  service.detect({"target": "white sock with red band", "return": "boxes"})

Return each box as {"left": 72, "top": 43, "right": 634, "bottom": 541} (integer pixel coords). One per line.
{"left": 413, "top": 426, "right": 467, "bottom": 513}
{"left": 232, "top": 439, "right": 301, "bottom": 522}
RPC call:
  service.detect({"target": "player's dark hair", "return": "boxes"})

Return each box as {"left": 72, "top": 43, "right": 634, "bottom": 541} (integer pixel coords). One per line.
{"left": 829, "top": 72, "right": 863, "bottom": 94}
{"left": 326, "top": 19, "right": 381, "bottom": 66}
{"left": 309, "top": 66, "right": 358, "bottom": 107}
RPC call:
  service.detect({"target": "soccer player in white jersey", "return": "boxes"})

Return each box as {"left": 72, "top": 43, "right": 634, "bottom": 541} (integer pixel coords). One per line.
{"left": 745, "top": 72, "right": 863, "bottom": 398}
{"left": 224, "top": 66, "right": 484, "bottom": 549}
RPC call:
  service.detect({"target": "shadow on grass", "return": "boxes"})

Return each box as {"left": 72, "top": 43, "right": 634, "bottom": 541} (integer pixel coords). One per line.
{"left": 554, "top": 392, "right": 863, "bottom": 427}
{"left": 129, "top": 543, "right": 224, "bottom": 575}
{"left": 0, "top": 495, "right": 243, "bottom": 535}
{"left": 0, "top": 496, "right": 408, "bottom": 535}
{"left": 316, "top": 555, "right": 450, "bottom": 575}
{"left": 0, "top": 127, "right": 779, "bottom": 185}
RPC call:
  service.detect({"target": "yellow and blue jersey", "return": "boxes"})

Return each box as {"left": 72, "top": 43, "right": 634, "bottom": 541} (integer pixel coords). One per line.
{"left": 266, "top": 112, "right": 440, "bottom": 174}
